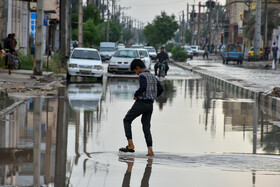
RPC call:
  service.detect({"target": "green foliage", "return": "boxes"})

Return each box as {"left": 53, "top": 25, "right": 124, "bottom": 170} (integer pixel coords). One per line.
{"left": 171, "top": 45, "right": 188, "bottom": 62}
{"left": 71, "top": 0, "right": 78, "bottom": 13}
{"left": 18, "top": 53, "right": 33, "bottom": 70}
{"left": 123, "top": 29, "right": 133, "bottom": 42}
{"left": 83, "top": 3, "right": 103, "bottom": 25}
{"left": 99, "top": 20, "right": 122, "bottom": 42}
{"left": 72, "top": 29, "right": 78, "bottom": 41}
{"left": 184, "top": 29, "right": 192, "bottom": 44}
{"left": 165, "top": 43, "right": 175, "bottom": 52}
{"left": 144, "top": 11, "right": 179, "bottom": 50}
{"left": 143, "top": 24, "right": 159, "bottom": 48}
{"left": 83, "top": 18, "right": 101, "bottom": 46}
{"left": 43, "top": 51, "right": 63, "bottom": 73}
{"left": 244, "top": 8, "right": 279, "bottom": 40}
{"left": 109, "top": 20, "right": 122, "bottom": 42}
{"left": 71, "top": 14, "right": 78, "bottom": 30}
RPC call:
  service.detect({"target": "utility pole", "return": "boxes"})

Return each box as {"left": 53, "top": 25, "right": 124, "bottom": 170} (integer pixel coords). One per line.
{"left": 191, "top": 5, "right": 195, "bottom": 45}
{"left": 78, "top": 0, "right": 83, "bottom": 47}
{"left": 34, "top": 0, "right": 44, "bottom": 75}
{"left": 102, "top": 0, "right": 105, "bottom": 19}
{"left": 33, "top": 97, "right": 42, "bottom": 187}
{"left": 264, "top": 0, "right": 268, "bottom": 47}
{"left": 60, "top": 0, "right": 71, "bottom": 67}
{"left": 187, "top": 3, "right": 189, "bottom": 30}
{"left": 106, "top": 0, "right": 110, "bottom": 41}
{"left": 208, "top": 0, "right": 212, "bottom": 51}
{"left": 182, "top": 10, "right": 185, "bottom": 45}
{"left": 254, "top": 0, "right": 261, "bottom": 60}
{"left": 198, "top": 2, "right": 201, "bottom": 45}
{"left": 215, "top": 4, "right": 219, "bottom": 53}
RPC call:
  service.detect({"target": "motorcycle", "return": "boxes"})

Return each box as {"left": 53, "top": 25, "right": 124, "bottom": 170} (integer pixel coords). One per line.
{"left": 2, "top": 48, "right": 21, "bottom": 70}
{"left": 157, "top": 60, "right": 167, "bottom": 78}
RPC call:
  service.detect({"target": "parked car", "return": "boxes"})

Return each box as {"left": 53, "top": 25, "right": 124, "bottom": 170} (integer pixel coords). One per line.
{"left": 66, "top": 48, "right": 104, "bottom": 81}
{"left": 222, "top": 44, "right": 243, "bottom": 64}
{"left": 131, "top": 44, "right": 144, "bottom": 48}
{"left": 184, "top": 46, "right": 193, "bottom": 59}
{"left": 99, "top": 42, "right": 116, "bottom": 61}
{"left": 190, "top": 45, "right": 204, "bottom": 56}
{"left": 117, "top": 43, "right": 125, "bottom": 49}
{"left": 137, "top": 48, "right": 151, "bottom": 69}
{"left": 248, "top": 47, "right": 263, "bottom": 61}
{"left": 108, "top": 48, "right": 145, "bottom": 73}
{"left": 144, "top": 46, "right": 157, "bottom": 60}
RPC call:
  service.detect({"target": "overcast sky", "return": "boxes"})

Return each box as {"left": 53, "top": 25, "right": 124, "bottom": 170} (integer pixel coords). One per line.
{"left": 119, "top": 0, "right": 225, "bottom": 24}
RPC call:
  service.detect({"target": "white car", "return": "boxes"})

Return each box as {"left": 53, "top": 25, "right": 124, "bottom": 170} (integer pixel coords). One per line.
{"left": 108, "top": 48, "right": 145, "bottom": 73}
{"left": 190, "top": 45, "right": 204, "bottom": 56}
{"left": 117, "top": 43, "right": 125, "bottom": 49}
{"left": 144, "top": 46, "right": 157, "bottom": 60}
{"left": 67, "top": 48, "right": 104, "bottom": 81}
{"left": 184, "top": 46, "right": 194, "bottom": 59}
{"left": 137, "top": 48, "right": 151, "bottom": 69}
{"left": 67, "top": 83, "right": 103, "bottom": 111}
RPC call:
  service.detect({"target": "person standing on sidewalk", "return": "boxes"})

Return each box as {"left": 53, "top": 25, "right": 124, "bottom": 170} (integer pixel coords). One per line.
{"left": 264, "top": 44, "right": 270, "bottom": 61}
{"left": 119, "top": 59, "right": 164, "bottom": 157}
{"left": 203, "top": 45, "right": 209, "bottom": 59}
{"left": 272, "top": 42, "right": 278, "bottom": 63}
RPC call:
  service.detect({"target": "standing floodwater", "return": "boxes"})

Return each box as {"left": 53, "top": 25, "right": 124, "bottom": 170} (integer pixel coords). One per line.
{"left": 0, "top": 74, "right": 280, "bottom": 186}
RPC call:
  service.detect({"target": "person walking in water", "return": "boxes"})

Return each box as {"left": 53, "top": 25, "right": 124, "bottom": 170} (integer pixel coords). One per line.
{"left": 119, "top": 59, "right": 164, "bottom": 156}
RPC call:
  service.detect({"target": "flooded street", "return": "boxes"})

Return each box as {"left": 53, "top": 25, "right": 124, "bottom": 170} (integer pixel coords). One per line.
{"left": 1, "top": 66, "right": 280, "bottom": 186}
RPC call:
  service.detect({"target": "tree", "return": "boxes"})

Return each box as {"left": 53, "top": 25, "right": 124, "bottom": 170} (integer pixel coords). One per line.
{"left": 123, "top": 29, "right": 133, "bottom": 43}
{"left": 83, "top": 19, "right": 101, "bottom": 46}
{"left": 83, "top": 3, "right": 103, "bottom": 25}
{"left": 171, "top": 45, "right": 188, "bottom": 62}
{"left": 184, "top": 29, "right": 192, "bottom": 44}
{"left": 244, "top": 8, "right": 279, "bottom": 41}
{"left": 99, "top": 20, "right": 122, "bottom": 42}
{"left": 144, "top": 11, "right": 179, "bottom": 50}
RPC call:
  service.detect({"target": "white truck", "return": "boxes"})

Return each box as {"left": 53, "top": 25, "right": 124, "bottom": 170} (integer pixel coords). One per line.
{"left": 99, "top": 42, "right": 116, "bottom": 61}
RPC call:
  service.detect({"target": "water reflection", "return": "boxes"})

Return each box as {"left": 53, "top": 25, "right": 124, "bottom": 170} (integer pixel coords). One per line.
{"left": 120, "top": 158, "right": 153, "bottom": 187}
{"left": 155, "top": 80, "right": 176, "bottom": 110}
{"left": 108, "top": 78, "right": 138, "bottom": 100}
{"left": 0, "top": 88, "right": 68, "bottom": 186}
{"left": 1, "top": 77, "right": 280, "bottom": 186}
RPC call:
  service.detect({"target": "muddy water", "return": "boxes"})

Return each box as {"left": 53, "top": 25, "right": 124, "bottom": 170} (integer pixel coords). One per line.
{"left": 0, "top": 77, "right": 280, "bottom": 186}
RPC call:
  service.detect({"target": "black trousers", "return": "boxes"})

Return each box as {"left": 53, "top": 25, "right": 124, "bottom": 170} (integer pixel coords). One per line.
{"left": 154, "top": 62, "right": 169, "bottom": 75}
{"left": 123, "top": 100, "right": 153, "bottom": 147}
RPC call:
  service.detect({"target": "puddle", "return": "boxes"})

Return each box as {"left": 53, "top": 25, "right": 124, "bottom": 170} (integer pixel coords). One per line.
{"left": 0, "top": 77, "right": 280, "bottom": 186}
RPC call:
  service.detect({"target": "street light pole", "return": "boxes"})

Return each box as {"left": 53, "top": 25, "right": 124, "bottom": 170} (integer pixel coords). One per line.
{"left": 78, "top": 0, "right": 83, "bottom": 47}
{"left": 34, "top": 0, "right": 44, "bottom": 75}
{"left": 254, "top": 0, "right": 261, "bottom": 60}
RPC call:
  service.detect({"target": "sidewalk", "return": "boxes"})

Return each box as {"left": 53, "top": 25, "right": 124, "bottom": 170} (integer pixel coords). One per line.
{"left": 174, "top": 58, "right": 280, "bottom": 117}
{"left": 0, "top": 69, "right": 62, "bottom": 99}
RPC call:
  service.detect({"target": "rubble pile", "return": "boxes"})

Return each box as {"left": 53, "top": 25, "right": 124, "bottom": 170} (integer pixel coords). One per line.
{"left": 267, "top": 87, "right": 280, "bottom": 98}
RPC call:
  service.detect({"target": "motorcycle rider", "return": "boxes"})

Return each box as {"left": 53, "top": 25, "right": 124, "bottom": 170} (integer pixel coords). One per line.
{"left": 154, "top": 47, "right": 169, "bottom": 76}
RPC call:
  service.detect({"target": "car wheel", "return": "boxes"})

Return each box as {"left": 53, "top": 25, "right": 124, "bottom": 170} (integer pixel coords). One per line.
{"left": 66, "top": 72, "right": 71, "bottom": 82}
{"left": 107, "top": 66, "right": 112, "bottom": 73}
{"left": 97, "top": 75, "right": 103, "bottom": 81}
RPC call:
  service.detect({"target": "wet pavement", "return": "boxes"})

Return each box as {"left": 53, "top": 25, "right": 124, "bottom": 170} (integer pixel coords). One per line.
{"left": 177, "top": 58, "right": 280, "bottom": 93}
{"left": 1, "top": 63, "right": 280, "bottom": 186}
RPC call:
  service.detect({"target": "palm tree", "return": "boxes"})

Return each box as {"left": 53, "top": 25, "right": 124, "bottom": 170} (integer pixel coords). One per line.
{"left": 243, "top": 7, "right": 279, "bottom": 41}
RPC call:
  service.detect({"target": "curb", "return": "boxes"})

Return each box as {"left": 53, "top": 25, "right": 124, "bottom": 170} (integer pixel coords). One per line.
{"left": 174, "top": 62, "right": 280, "bottom": 118}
